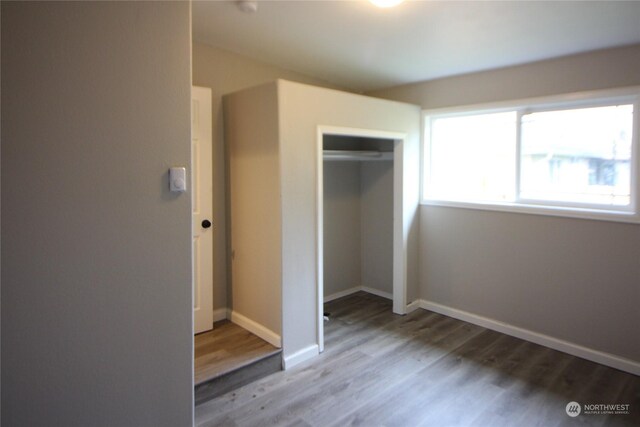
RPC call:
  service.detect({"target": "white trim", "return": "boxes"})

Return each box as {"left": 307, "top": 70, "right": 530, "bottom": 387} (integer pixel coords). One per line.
{"left": 418, "top": 299, "right": 640, "bottom": 376}
{"left": 323, "top": 286, "right": 361, "bottom": 303}
{"left": 320, "top": 125, "right": 408, "bottom": 141}
{"left": 282, "top": 344, "right": 319, "bottom": 370}
{"left": 405, "top": 299, "right": 421, "bottom": 313}
{"left": 212, "top": 308, "right": 229, "bottom": 323}
{"left": 361, "top": 286, "right": 393, "bottom": 300}
{"left": 323, "top": 286, "right": 393, "bottom": 303}
{"left": 316, "top": 125, "right": 409, "bottom": 355}
{"left": 422, "top": 199, "right": 640, "bottom": 224}
{"left": 230, "top": 311, "right": 282, "bottom": 348}
{"left": 316, "top": 127, "right": 325, "bottom": 353}
{"left": 422, "top": 86, "right": 640, "bottom": 118}
{"left": 515, "top": 109, "right": 523, "bottom": 204}
{"left": 391, "top": 132, "right": 408, "bottom": 315}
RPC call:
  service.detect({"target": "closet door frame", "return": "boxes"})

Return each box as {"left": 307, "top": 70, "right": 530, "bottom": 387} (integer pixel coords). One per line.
{"left": 316, "top": 126, "right": 408, "bottom": 353}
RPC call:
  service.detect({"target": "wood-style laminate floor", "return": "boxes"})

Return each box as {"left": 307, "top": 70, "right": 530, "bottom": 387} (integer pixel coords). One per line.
{"left": 195, "top": 321, "right": 280, "bottom": 386}
{"left": 195, "top": 292, "right": 640, "bottom": 426}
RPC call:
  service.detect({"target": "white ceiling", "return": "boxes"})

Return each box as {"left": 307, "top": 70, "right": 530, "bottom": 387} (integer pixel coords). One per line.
{"left": 192, "top": 0, "right": 640, "bottom": 92}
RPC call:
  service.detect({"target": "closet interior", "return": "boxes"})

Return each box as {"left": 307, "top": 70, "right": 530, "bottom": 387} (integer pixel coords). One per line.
{"left": 322, "top": 135, "right": 395, "bottom": 319}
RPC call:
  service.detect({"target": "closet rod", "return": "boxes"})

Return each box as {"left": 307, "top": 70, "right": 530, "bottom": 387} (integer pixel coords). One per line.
{"left": 323, "top": 150, "right": 393, "bottom": 161}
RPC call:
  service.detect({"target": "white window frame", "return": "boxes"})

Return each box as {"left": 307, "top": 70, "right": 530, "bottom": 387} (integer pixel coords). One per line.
{"left": 422, "top": 86, "right": 640, "bottom": 224}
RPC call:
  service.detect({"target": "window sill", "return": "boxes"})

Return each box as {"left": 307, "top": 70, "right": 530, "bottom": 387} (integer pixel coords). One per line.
{"left": 420, "top": 199, "right": 640, "bottom": 225}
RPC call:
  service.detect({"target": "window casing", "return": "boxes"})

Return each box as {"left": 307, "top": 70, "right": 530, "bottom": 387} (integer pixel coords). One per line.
{"left": 422, "top": 88, "right": 640, "bottom": 223}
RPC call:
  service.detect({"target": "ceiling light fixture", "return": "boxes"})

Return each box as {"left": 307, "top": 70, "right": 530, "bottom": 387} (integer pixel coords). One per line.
{"left": 368, "top": 0, "right": 405, "bottom": 8}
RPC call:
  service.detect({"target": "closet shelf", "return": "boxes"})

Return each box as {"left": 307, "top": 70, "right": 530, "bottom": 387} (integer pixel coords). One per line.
{"left": 323, "top": 150, "right": 393, "bottom": 161}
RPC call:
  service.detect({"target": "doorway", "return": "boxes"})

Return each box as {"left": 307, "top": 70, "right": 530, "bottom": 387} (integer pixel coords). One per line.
{"left": 316, "top": 127, "right": 407, "bottom": 352}
{"left": 192, "top": 86, "right": 214, "bottom": 335}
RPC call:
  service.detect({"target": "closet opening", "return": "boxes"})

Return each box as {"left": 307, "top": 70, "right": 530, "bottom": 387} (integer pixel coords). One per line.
{"left": 316, "top": 128, "right": 407, "bottom": 353}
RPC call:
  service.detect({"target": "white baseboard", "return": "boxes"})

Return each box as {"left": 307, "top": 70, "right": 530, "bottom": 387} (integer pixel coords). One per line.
{"left": 212, "top": 308, "right": 229, "bottom": 322}
{"left": 324, "top": 286, "right": 361, "bottom": 303}
{"left": 419, "top": 299, "right": 640, "bottom": 376}
{"left": 230, "top": 310, "right": 282, "bottom": 348}
{"left": 405, "top": 299, "right": 421, "bottom": 313}
{"left": 324, "top": 286, "right": 393, "bottom": 303}
{"left": 361, "top": 286, "right": 393, "bottom": 300}
{"left": 282, "top": 344, "right": 319, "bottom": 370}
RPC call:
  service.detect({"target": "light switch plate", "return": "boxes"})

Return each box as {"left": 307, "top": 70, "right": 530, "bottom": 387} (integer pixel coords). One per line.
{"left": 169, "top": 167, "right": 187, "bottom": 192}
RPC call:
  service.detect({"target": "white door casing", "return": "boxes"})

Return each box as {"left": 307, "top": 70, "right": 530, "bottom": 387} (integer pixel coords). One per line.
{"left": 192, "top": 86, "right": 214, "bottom": 334}
{"left": 316, "top": 126, "right": 408, "bottom": 353}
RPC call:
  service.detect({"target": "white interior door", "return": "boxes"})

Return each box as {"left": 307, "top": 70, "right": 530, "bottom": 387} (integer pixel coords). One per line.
{"left": 192, "top": 86, "right": 214, "bottom": 334}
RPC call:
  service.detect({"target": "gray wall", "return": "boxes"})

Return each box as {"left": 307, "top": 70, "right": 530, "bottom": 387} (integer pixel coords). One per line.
{"left": 1, "top": 2, "right": 193, "bottom": 426}
{"left": 368, "top": 44, "right": 640, "bottom": 363}
{"left": 225, "top": 83, "right": 283, "bottom": 338}
{"left": 323, "top": 160, "right": 394, "bottom": 299}
{"left": 360, "top": 161, "right": 394, "bottom": 296}
{"left": 370, "top": 44, "right": 640, "bottom": 109}
{"left": 323, "top": 162, "right": 362, "bottom": 297}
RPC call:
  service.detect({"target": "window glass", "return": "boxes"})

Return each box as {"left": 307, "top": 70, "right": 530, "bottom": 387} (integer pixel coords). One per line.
{"left": 520, "top": 105, "right": 633, "bottom": 206}
{"left": 423, "top": 92, "right": 639, "bottom": 222}
{"left": 428, "top": 112, "right": 516, "bottom": 202}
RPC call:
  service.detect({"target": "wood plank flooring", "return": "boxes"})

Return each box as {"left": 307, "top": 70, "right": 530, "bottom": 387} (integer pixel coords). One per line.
{"left": 195, "top": 292, "right": 640, "bottom": 427}
{"left": 195, "top": 320, "right": 280, "bottom": 386}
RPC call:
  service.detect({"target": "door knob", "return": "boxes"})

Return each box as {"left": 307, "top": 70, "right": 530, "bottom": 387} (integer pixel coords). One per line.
{"left": 202, "top": 219, "right": 212, "bottom": 229}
